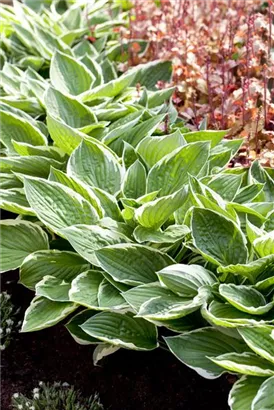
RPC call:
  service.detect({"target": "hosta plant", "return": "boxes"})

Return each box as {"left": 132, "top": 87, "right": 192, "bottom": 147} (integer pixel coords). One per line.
{"left": 12, "top": 381, "right": 104, "bottom": 410}
{"left": 1, "top": 125, "right": 274, "bottom": 410}
{"left": 1, "top": 1, "right": 274, "bottom": 410}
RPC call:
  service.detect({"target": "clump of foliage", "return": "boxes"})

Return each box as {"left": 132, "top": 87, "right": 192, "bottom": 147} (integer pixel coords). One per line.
{"left": 130, "top": 0, "right": 274, "bottom": 166}
{"left": 0, "top": 1, "right": 274, "bottom": 410}
{"left": 0, "top": 291, "right": 20, "bottom": 350}
{"left": 11, "top": 381, "right": 104, "bottom": 410}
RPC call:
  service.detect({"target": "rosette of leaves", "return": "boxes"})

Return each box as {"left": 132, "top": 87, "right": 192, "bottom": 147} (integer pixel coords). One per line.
{"left": 1, "top": 101, "right": 274, "bottom": 408}
{"left": 12, "top": 381, "right": 104, "bottom": 410}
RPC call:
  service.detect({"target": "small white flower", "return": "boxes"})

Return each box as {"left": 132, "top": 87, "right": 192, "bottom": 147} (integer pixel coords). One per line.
{"left": 13, "top": 393, "right": 19, "bottom": 398}
{"left": 30, "top": 406, "right": 35, "bottom": 410}
{"left": 33, "top": 388, "right": 39, "bottom": 394}
{"left": 0, "top": 345, "right": 6, "bottom": 351}
{"left": 6, "top": 328, "right": 11, "bottom": 334}
{"left": 62, "top": 382, "right": 70, "bottom": 387}
{"left": 0, "top": 328, "right": 3, "bottom": 335}
{"left": 18, "top": 405, "right": 23, "bottom": 410}
{"left": 33, "top": 393, "right": 39, "bottom": 399}
{"left": 6, "top": 319, "right": 14, "bottom": 326}
{"left": 6, "top": 294, "right": 11, "bottom": 300}
{"left": 38, "top": 381, "right": 43, "bottom": 386}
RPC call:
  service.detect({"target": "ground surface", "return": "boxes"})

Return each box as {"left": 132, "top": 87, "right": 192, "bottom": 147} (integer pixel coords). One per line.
{"left": 1, "top": 271, "right": 232, "bottom": 410}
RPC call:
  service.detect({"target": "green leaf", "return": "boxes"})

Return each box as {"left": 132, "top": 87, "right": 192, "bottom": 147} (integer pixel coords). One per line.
{"left": 122, "top": 160, "right": 146, "bottom": 199}
{"left": 92, "top": 343, "right": 120, "bottom": 365}
{"left": 103, "top": 111, "right": 143, "bottom": 145}
{"left": 0, "top": 97, "right": 42, "bottom": 116}
{"left": 122, "top": 283, "right": 174, "bottom": 312}
{"left": 66, "top": 310, "right": 102, "bottom": 345}
{"left": 201, "top": 300, "right": 274, "bottom": 329}
{"left": 12, "top": 141, "right": 65, "bottom": 162}
{"left": 239, "top": 328, "right": 274, "bottom": 364}
{"left": 80, "top": 70, "right": 136, "bottom": 102}
{"left": 35, "top": 276, "right": 70, "bottom": 302}
{"left": 20, "top": 250, "right": 89, "bottom": 290}
{"left": 0, "top": 220, "right": 49, "bottom": 273}
{"left": 0, "top": 188, "right": 34, "bottom": 215}
{"left": 252, "top": 376, "right": 274, "bottom": 410}
{"left": 254, "top": 232, "right": 274, "bottom": 258}
{"left": 264, "top": 210, "right": 274, "bottom": 232}
{"left": 183, "top": 130, "right": 227, "bottom": 148}
{"left": 147, "top": 142, "right": 210, "bottom": 195}
{"left": 219, "top": 284, "right": 274, "bottom": 315}
{"left": 207, "top": 173, "right": 242, "bottom": 201}
{"left": 132, "top": 60, "right": 172, "bottom": 90}
{"left": 164, "top": 327, "right": 245, "bottom": 379}
{"left": 0, "top": 156, "right": 63, "bottom": 178}
{"left": 228, "top": 376, "right": 265, "bottom": 410}
{"left": 49, "top": 168, "right": 103, "bottom": 217}
{"left": 246, "top": 219, "right": 265, "bottom": 244}
{"left": 137, "top": 290, "right": 206, "bottom": 320}
{"left": 69, "top": 270, "right": 126, "bottom": 310}
{"left": 50, "top": 50, "right": 94, "bottom": 96}
{"left": 0, "top": 111, "right": 47, "bottom": 153}
{"left": 122, "top": 142, "right": 139, "bottom": 169}
{"left": 217, "top": 255, "right": 274, "bottom": 284}
{"left": 234, "top": 183, "right": 265, "bottom": 204}
{"left": 21, "top": 296, "right": 77, "bottom": 332}
{"left": 81, "top": 312, "right": 158, "bottom": 350}
{"left": 135, "top": 187, "right": 187, "bottom": 229}
{"left": 61, "top": 224, "right": 130, "bottom": 266}
{"left": 80, "top": 55, "right": 103, "bottom": 87}
{"left": 157, "top": 264, "right": 217, "bottom": 297}
{"left": 47, "top": 114, "right": 85, "bottom": 155}
{"left": 255, "top": 276, "right": 274, "bottom": 292}
{"left": 68, "top": 140, "right": 123, "bottom": 195}
{"left": 95, "top": 244, "right": 174, "bottom": 286}
{"left": 45, "top": 86, "right": 97, "bottom": 128}
{"left": 89, "top": 186, "right": 122, "bottom": 221}
{"left": 24, "top": 177, "right": 99, "bottom": 235}
{"left": 192, "top": 208, "right": 248, "bottom": 266}
{"left": 250, "top": 160, "right": 274, "bottom": 202}
{"left": 108, "top": 113, "right": 166, "bottom": 156}
{"left": 147, "top": 87, "right": 175, "bottom": 108}
{"left": 136, "top": 130, "right": 186, "bottom": 168}
{"left": 209, "top": 352, "right": 274, "bottom": 377}
{"left": 0, "top": 174, "right": 22, "bottom": 190}
{"left": 133, "top": 224, "right": 190, "bottom": 244}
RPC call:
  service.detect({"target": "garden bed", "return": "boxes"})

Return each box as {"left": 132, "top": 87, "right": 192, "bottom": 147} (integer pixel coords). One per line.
{"left": 1, "top": 271, "right": 232, "bottom": 410}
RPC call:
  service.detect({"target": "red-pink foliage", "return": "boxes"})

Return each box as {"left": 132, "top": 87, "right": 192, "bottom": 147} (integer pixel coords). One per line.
{"left": 129, "top": 0, "right": 274, "bottom": 166}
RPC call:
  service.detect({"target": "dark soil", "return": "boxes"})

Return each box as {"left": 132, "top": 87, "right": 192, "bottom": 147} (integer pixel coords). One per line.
{"left": 1, "top": 271, "right": 232, "bottom": 410}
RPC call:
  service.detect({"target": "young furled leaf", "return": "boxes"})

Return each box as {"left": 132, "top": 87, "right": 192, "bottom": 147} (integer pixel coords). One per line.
{"left": 122, "top": 160, "right": 147, "bottom": 199}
